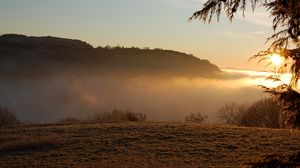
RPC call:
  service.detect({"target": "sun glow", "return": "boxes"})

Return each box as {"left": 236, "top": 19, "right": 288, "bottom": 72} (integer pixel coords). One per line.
{"left": 269, "top": 53, "right": 284, "bottom": 67}
{"left": 223, "top": 69, "right": 292, "bottom": 88}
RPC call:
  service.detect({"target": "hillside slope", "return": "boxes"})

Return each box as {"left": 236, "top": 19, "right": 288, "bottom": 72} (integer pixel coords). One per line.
{"left": 0, "top": 34, "right": 221, "bottom": 79}
{"left": 1, "top": 122, "right": 300, "bottom": 167}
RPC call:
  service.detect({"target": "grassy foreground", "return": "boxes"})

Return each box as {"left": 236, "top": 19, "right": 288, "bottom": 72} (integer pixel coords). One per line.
{"left": 1, "top": 122, "right": 300, "bottom": 167}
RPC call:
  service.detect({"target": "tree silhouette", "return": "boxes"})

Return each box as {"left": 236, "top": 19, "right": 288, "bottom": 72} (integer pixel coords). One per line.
{"left": 190, "top": 0, "right": 300, "bottom": 128}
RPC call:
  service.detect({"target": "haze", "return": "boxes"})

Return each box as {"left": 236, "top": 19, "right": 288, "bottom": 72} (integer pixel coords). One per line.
{"left": 0, "top": 66, "right": 266, "bottom": 123}
{"left": 0, "top": 1, "right": 275, "bottom": 123}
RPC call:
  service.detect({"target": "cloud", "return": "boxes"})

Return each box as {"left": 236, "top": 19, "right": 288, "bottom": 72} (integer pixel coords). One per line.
{"left": 159, "top": 0, "right": 203, "bottom": 9}
{"left": 217, "top": 31, "right": 262, "bottom": 40}
{"left": 252, "top": 31, "right": 266, "bottom": 35}
{"left": 236, "top": 11, "right": 272, "bottom": 27}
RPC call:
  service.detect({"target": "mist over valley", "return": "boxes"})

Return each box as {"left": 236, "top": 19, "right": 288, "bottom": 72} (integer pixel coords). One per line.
{"left": 0, "top": 34, "right": 264, "bottom": 123}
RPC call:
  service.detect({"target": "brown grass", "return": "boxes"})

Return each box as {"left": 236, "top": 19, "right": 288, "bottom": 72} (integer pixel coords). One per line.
{"left": 0, "top": 135, "right": 65, "bottom": 153}
{"left": 0, "top": 122, "right": 300, "bottom": 167}
{"left": 63, "top": 158, "right": 202, "bottom": 168}
{"left": 248, "top": 152, "right": 300, "bottom": 167}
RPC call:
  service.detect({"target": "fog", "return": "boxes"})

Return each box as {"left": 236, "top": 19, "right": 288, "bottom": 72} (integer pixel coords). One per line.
{"left": 0, "top": 69, "right": 267, "bottom": 123}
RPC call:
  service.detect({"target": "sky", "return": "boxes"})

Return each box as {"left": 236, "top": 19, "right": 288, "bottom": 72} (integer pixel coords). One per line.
{"left": 0, "top": 0, "right": 273, "bottom": 69}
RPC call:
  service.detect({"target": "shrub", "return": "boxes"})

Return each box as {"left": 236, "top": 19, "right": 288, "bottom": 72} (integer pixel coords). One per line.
{"left": 0, "top": 106, "right": 21, "bottom": 127}
{"left": 217, "top": 102, "right": 249, "bottom": 125}
{"left": 185, "top": 112, "right": 207, "bottom": 124}
{"left": 240, "top": 99, "right": 283, "bottom": 128}
{"left": 91, "top": 109, "right": 146, "bottom": 123}
{"left": 57, "top": 117, "right": 81, "bottom": 124}
{"left": 125, "top": 111, "right": 147, "bottom": 121}
{"left": 56, "top": 109, "right": 147, "bottom": 124}
{"left": 218, "top": 98, "right": 283, "bottom": 128}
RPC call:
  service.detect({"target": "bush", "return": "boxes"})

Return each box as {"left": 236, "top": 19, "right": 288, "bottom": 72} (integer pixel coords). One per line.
{"left": 57, "top": 117, "right": 81, "bottom": 124}
{"left": 185, "top": 112, "right": 207, "bottom": 124}
{"left": 56, "top": 109, "right": 147, "bottom": 124}
{"left": 125, "top": 111, "right": 147, "bottom": 121}
{"left": 218, "top": 98, "right": 283, "bottom": 128}
{"left": 240, "top": 99, "right": 283, "bottom": 128}
{"left": 91, "top": 109, "right": 146, "bottom": 123}
{"left": 0, "top": 106, "right": 21, "bottom": 127}
{"left": 217, "top": 102, "right": 249, "bottom": 125}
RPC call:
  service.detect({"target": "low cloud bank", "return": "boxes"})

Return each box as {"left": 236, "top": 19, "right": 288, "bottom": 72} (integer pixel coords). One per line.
{"left": 0, "top": 71, "right": 264, "bottom": 123}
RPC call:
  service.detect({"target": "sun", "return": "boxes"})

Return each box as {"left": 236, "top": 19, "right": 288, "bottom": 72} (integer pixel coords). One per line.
{"left": 269, "top": 53, "right": 284, "bottom": 66}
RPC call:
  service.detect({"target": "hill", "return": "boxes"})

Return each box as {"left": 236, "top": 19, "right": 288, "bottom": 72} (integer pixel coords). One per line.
{"left": 0, "top": 34, "right": 221, "bottom": 79}
{"left": 1, "top": 122, "right": 300, "bottom": 167}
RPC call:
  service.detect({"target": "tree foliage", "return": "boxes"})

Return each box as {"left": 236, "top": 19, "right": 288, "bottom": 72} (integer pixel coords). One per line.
{"left": 190, "top": 0, "right": 300, "bottom": 128}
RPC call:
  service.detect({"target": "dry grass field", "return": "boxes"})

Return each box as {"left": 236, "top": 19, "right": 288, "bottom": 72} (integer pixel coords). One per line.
{"left": 1, "top": 122, "right": 300, "bottom": 167}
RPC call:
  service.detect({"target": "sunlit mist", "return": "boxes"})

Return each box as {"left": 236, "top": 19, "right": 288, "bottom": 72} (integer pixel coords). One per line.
{"left": 223, "top": 69, "right": 292, "bottom": 88}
